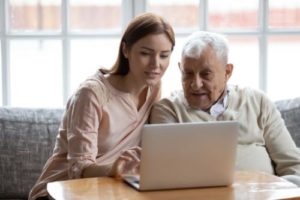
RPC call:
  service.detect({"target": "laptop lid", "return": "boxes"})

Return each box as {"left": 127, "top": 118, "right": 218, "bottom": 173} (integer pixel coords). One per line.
{"left": 130, "top": 121, "right": 238, "bottom": 191}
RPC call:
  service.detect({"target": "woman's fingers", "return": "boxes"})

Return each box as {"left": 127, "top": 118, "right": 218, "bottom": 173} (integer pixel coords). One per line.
{"left": 132, "top": 146, "right": 142, "bottom": 157}
{"left": 123, "top": 150, "right": 140, "bottom": 162}
{"left": 121, "top": 147, "right": 141, "bottom": 162}
{"left": 112, "top": 146, "right": 142, "bottom": 178}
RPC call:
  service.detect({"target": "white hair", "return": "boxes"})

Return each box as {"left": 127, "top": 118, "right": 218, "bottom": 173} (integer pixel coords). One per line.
{"left": 182, "top": 31, "right": 229, "bottom": 64}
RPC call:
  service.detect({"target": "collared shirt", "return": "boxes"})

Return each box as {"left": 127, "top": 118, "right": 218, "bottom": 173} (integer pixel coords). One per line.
{"left": 209, "top": 89, "right": 229, "bottom": 117}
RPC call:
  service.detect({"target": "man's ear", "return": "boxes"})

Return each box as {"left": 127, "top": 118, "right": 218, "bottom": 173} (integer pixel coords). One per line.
{"left": 178, "top": 62, "right": 183, "bottom": 72}
{"left": 122, "top": 42, "right": 128, "bottom": 58}
{"left": 178, "top": 62, "right": 181, "bottom": 70}
{"left": 225, "top": 63, "right": 234, "bottom": 80}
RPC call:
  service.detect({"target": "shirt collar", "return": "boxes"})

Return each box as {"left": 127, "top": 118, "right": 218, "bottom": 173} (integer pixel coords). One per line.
{"left": 209, "top": 87, "right": 229, "bottom": 117}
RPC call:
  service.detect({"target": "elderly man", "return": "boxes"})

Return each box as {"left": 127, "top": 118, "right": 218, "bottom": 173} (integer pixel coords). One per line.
{"left": 150, "top": 31, "right": 300, "bottom": 185}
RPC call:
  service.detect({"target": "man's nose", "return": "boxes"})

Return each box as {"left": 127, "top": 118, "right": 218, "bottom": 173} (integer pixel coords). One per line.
{"left": 191, "top": 75, "right": 203, "bottom": 90}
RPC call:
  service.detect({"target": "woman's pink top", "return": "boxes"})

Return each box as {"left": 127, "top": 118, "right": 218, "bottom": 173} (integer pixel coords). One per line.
{"left": 29, "top": 70, "right": 160, "bottom": 199}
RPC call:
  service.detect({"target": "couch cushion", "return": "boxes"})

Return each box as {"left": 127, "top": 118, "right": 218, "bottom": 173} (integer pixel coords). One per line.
{"left": 275, "top": 97, "right": 300, "bottom": 147}
{"left": 0, "top": 107, "right": 64, "bottom": 199}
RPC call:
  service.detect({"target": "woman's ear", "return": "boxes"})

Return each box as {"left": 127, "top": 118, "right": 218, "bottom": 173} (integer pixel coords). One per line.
{"left": 122, "top": 42, "right": 128, "bottom": 58}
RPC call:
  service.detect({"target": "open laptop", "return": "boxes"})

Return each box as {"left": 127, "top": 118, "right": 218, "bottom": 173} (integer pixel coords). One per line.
{"left": 123, "top": 121, "right": 239, "bottom": 191}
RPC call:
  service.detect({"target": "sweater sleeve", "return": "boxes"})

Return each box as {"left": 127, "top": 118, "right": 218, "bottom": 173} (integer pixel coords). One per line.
{"left": 150, "top": 98, "right": 179, "bottom": 124}
{"left": 66, "top": 87, "right": 103, "bottom": 178}
{"left": 260, "top": 93, "right": 300, "bottom": 176}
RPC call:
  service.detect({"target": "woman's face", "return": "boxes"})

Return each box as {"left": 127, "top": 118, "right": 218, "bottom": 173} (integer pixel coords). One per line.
{"left": 123, "top": 33, "right": 173, "bottom": 87}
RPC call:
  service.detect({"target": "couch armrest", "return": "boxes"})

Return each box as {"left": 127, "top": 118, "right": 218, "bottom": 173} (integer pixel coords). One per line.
{"left": 275, "top": 97, "right": 300, "bottom": 147}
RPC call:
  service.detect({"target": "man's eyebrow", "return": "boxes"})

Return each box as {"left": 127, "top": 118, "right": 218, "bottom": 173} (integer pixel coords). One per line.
{"left": 199, "top": 64, "right": 211, "bottom": 70}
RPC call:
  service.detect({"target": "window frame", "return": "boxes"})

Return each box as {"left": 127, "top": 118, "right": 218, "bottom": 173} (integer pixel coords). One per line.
{"left": 1, "top": 0, "right": 300, "bottom": 106}
{"left": 0, "top": 0, "right": 133, "bottom": 106}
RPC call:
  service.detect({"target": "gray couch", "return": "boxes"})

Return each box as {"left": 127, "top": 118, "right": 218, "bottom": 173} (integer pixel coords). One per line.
{"left": 0, "top": 97, "right": 300, "bottom": 199}
{"left": 0, "top": 108, "right": 64, "bottom": 200}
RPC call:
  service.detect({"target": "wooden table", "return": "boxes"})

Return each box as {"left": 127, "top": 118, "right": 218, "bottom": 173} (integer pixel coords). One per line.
{"left": 47, "top": 171, "right": 300, "bottom": 200}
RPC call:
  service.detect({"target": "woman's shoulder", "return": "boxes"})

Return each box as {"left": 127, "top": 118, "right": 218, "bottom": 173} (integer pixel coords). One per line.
{"left": 75, "top": 70, "right": 111, "bottom": 104}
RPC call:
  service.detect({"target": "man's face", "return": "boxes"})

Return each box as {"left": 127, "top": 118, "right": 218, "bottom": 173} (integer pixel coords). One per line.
{"left": 179, "top": 46, "right": 233, "bottom": 110}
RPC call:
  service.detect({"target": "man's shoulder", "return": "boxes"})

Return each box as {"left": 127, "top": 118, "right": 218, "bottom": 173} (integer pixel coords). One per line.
{"left": 160, "top": 90, "right": 185, "bottom": 102}
{"left": 155, "top": 90, "right": 186, "bottom": 107}
{"left": 229, "top": 85, "right": 267, "bottom": 99}
{"left": 228, "top": 85, "right": 273, "bottom": 109}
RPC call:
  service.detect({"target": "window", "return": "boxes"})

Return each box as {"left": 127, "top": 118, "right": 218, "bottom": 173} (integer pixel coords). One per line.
{"left": 1, "top": 0, "right": 299, "bottom": 107}
{"left": 70, "top": 38, "right": 119, "bottom": 92}
{"left": 69, "top": 0, "right": 122, "bottom": 32}
{"left": 1, "top": 0, "right": 123, "bottom": 107}
{"left": 208, "top": 0, "right": 259, "bottom": 30}
{"left": 147, "top": 0, "right": 200, "bottom": 31}
{"left": 147, "top": 0, "right": 300, "bottom": 100}
{"left": 268, "top": 36, "right": 300, "bottom": 100}
{"left": 10, "top": 39, "right": 63, "bottom": 107}
{"left": 269, "top": 0, "right": 300, "bottom": 29}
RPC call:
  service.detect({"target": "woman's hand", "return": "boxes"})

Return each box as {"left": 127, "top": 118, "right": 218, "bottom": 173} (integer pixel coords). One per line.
{"left": 111, "top": 146, "right": 141, "bottom": 179}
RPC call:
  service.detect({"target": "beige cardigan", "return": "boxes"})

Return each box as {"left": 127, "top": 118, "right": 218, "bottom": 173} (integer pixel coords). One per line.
{"left": 150, "top": 85, "right": 300, "bottom": 177}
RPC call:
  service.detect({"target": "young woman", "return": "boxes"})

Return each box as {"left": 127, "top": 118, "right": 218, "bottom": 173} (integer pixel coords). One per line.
{"left": 29, "top": 12, "right": 175, "bottom": 200}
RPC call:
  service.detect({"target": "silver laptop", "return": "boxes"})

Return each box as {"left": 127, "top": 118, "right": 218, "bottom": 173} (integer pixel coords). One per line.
{"left": 123, "top": 121, "right": 239, "bottom": 191}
